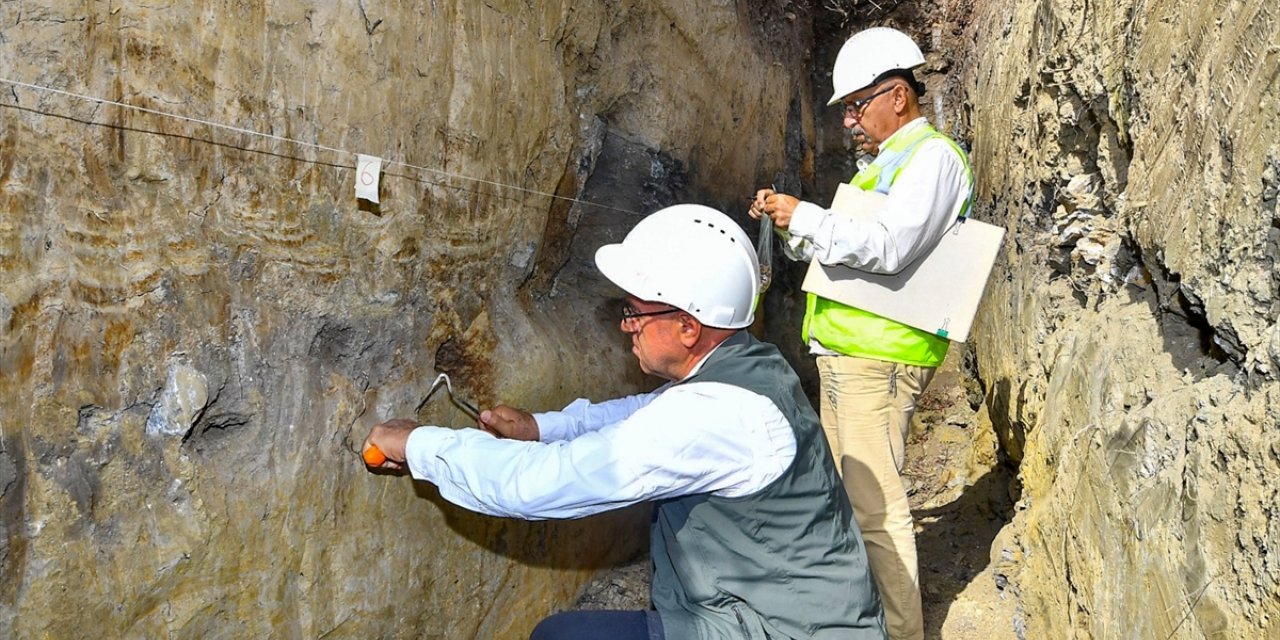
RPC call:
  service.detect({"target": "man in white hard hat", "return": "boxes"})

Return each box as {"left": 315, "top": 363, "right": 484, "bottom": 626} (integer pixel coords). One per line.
{"left": 364, "top": 204, "right": 887, "bottom": 640}
{"left": 749, "top": 26, "right": 975, "bottom": 640}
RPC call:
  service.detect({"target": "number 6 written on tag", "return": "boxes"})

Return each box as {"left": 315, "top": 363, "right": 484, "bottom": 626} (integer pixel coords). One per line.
{"left": 355, "top": 154, "right": 382, "bottom": 203}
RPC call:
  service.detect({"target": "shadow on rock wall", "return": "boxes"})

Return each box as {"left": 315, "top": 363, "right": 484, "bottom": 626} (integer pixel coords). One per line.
{"left": 408, "top": 480, "right": 648, "bottom": 571}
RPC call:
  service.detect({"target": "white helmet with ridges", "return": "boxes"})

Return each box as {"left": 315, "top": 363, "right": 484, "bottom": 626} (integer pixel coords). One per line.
{"left": 827, "top": 27, "right": 926, "bottom": 106}
{"left": 595, "top": 204, "right": 759, "bottom": 329}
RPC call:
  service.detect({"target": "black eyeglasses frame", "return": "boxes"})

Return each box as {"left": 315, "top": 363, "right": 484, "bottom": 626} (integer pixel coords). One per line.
{"left": 842, "top": 85, "right": 897, "bottom": 118}
{"left": 620, "top": 305, "right": 682, "bottom": 321}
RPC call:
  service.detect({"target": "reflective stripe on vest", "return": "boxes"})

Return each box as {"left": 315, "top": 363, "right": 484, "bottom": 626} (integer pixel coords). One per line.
{"left": 800, "top": 122, "right": 973, "bottom": 367}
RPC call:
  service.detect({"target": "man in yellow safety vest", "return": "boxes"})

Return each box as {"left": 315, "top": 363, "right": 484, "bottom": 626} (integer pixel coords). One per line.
{"left": 750, "top": 26, "right": 974, "bottom": 640}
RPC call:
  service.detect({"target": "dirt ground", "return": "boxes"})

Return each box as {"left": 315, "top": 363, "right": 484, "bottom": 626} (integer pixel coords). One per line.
{"left": 906, "top": 354, "right": 1020, "bottom": 639}
{"left": 571, "top": 353, "right": 1022, "bottom": 639}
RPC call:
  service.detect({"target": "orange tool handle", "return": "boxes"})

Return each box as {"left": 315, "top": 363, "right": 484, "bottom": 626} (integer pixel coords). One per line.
{"left": 363, "top": 444, "right": 387, "bottom": 467}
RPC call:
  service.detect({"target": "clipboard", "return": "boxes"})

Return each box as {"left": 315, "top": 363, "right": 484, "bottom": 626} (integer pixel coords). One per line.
{"left": 800, "top": 183, "right": 1005, "bottom": 342}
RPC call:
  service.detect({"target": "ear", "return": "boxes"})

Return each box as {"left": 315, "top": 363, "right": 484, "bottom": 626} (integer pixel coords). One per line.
{"left": 677, "top": 313, "right": 702, "bottom": 347}
{"left": 896, "top": 83, "right": 921, "bottom": 116}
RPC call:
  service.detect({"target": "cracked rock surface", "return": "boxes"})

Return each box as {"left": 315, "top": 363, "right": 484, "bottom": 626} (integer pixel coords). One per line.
{"left": 0, "top": 2, "right": 811, "bottom": 637}
{"left": 951, "top": 0, "right": 1280, "bottom": 635}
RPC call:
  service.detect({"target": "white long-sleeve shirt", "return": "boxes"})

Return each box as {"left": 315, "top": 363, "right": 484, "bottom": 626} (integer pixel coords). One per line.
{"left": 779, "top": 117, "right": 972, "bottom": 275}
{"left": 403, "top": 362, "right": 797, "bottom": 520}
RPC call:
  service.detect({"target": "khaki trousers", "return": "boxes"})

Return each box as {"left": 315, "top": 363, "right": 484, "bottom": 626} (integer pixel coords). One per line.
{"left": 817, "top": 355, "right": 935, "bottom": 640}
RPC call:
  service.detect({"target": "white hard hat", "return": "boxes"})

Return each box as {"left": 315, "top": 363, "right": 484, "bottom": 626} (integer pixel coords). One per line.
{"left": 827, "top": 27, "right": 926, "bottom": 106}
{"left": 595, "top": 204, "right": 759, "bottom": 329}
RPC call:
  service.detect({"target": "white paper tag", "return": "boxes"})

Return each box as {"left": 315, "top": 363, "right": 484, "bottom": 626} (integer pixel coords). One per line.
{"left": 355, "top": 154, "right": 382, "bottom": 203}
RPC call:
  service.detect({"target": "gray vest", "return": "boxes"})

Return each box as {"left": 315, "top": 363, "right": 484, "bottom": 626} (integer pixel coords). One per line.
{"left": 651, "top": 331, "right": 886, "bottom": 639}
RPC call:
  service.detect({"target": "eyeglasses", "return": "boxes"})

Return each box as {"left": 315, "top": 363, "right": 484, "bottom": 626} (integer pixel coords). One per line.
{"left": 842, "top": 85, "right": 896, "bottom": 119}
{"left": 620, "top": 304, "right": 681, "bottom": 327}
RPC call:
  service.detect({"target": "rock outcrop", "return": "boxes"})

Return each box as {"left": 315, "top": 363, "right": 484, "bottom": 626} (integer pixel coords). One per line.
{"left": 955, "top": 0, "right": 1280, "bottom": 635}
{"left": 0, "top": 2, "right": 810, "bottom": 637}
{"left": 6, "top": 0, "right": 1277, "bottom": 637}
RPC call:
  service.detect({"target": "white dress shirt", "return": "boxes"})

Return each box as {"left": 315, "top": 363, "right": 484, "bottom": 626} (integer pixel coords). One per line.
{"left": 779, "top": 117, "right": 973, "bottom": 275}
{"left": 777, "top": 117, "right": 972, "bottom": 355}
{"left": 404, "top": 353, "right": 798, "bottom": 520}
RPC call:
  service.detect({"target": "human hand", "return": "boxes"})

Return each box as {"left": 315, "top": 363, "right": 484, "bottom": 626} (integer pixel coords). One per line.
{"left": 362, "top": 418, "right": 419, "bottom": 472}
{"left": 479, "top": 405, "right": 540, "bottom": 441}
{"left": 761, "top": 192, "right": 800, "bottom": 229}
{"left": 749, "top": 188, "right": 776, "bottom": 220}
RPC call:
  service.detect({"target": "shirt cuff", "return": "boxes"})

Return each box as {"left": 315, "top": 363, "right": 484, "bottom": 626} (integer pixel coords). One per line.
{"left": 531, "top": 411, "right": 570, "bottom": 442}
{"left": 405, "top": 426, "right": 454, "bottom": 481}
{"left": 789, "top": 201, "right": 827, "bottom": 239}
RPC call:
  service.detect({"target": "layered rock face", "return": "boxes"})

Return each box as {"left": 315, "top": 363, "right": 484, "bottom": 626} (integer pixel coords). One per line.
{"left": 957, "top": 0, "right": 1280, "bottom": 635}
{"left": 0, "top": 2, "right": 808, "bottom": 637}
{"left": 7, "top": 0, "right": 1275, "bottom": 636}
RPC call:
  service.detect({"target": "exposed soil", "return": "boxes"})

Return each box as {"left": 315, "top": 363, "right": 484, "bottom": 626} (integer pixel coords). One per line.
{"left": 571, "top": 353, "right": 1021, "bottom": 639}
{"left": 907, "top": 355, "right": 1020, "bottom": 639}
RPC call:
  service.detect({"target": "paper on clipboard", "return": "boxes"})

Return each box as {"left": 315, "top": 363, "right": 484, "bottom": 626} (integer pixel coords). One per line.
{"left": 800, "top": 183, "right": 1005, "bottom": 343}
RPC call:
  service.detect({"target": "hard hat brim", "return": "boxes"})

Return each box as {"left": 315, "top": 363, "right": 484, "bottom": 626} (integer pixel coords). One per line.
{"left": 594, "top": 243, "right": 648, "bottom": 301}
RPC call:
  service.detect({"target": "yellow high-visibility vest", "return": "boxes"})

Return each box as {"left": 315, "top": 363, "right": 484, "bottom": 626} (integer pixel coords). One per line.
{"left": 801, "top": 123, "right": 974, "bottom": 367}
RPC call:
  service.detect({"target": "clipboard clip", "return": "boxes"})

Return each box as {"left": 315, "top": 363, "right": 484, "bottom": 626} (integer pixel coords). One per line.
{"left": 935, "top": 317, "right": 951, "bottom": 339}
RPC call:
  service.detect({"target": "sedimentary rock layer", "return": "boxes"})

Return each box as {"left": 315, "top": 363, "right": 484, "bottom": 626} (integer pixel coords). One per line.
{"left": 959, "top": 0, "right": 1280, "bottom": 635}
{"left": 0, "top": 2, "right": 808, "bottom": 637}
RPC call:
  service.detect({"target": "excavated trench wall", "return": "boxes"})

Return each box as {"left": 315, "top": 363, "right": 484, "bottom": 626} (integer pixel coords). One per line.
{"left": 953, "top": 0, "right": 1280, "bottom": 635}
{"left": 6, "top": 0, "right": 1275, "bottom": 637}
{"left": 0, "top": 2, "right": 810, "bottom": 637}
